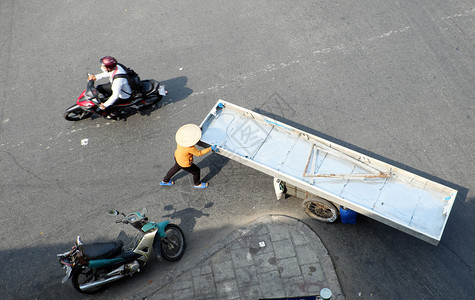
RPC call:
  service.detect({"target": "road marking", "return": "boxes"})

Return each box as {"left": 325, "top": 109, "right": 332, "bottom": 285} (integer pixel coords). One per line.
{"left": 188, "top": 8, "right": 473, "bottom": 98}
{"left": 192, "top": 25, "right": 415, "bottom": 97}
{"left": 440, "top": 8, "right": 475, "bottom": 20}
{"left": 1, "top": 8, "right": 472, "bottom": 152}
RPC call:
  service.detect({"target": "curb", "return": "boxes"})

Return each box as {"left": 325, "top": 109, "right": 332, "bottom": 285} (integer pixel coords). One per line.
{"left": 129, "top": 215, "right": 344, "bottom": 299}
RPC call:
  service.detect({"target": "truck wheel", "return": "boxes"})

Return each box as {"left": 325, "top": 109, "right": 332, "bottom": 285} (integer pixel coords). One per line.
{"left": 302, "top": 197, "right": 338, "bottom": 223}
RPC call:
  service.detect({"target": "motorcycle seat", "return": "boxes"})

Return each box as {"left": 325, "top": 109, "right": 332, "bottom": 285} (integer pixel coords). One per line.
{"left": 83, "top": 241, "right": 124, "bottom": 260}
{"left": 141, "top": 81, "right": 154, "bottom": 94}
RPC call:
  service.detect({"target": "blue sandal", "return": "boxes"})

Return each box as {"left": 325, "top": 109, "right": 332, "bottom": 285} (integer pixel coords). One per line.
{"left": 160, "top": 181, "right": 174, "bottom": 186}
{"left": 194, "top": 182, "right": 208, "bottom": 189}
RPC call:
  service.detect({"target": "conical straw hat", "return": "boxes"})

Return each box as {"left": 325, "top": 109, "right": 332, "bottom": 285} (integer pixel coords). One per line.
{"left": 175, "top": 124, "right": 202, "bottom": 147}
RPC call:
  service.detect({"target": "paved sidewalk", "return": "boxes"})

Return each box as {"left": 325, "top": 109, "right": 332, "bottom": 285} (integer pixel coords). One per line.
{"left": 131, "top": 215, "right": 344, "bottom": 300}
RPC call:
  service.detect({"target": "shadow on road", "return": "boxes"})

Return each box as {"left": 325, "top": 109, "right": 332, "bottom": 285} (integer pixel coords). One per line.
{"left": 1, "top": 207, "right": 235, "bottom": 300}
{"left": 162, "top": 202, "right": 214, "bottom": 232}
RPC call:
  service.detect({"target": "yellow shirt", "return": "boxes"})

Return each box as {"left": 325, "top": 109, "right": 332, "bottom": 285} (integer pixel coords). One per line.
{"left": 175, "top": 145, "right": 211, "bottom": 167}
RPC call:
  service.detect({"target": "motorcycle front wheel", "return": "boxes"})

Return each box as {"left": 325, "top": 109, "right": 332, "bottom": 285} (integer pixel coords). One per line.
{"left": 161, "top": 224, "right": 186, "bottom": 262}
{"left": 64, "top": 105, "right": 92, "bottom": 121}
{"left": 71, "top": 268, "right": 103, "bottom": 294}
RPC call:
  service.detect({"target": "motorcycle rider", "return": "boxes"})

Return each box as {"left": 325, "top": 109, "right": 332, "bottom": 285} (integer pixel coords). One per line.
{"left": 87, "top": 56, "right": 132, "bottom": 118}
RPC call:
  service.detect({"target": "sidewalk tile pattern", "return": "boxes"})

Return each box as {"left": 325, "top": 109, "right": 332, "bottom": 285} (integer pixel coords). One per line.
{"left": 132, "top": 215, "right": 344, "bottom": 300}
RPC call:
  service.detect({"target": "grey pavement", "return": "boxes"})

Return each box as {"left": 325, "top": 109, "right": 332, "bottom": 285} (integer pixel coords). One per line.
{"left": 2, "top": 1, "right": 473, "bottom": 298}
{"left": 132, "top": 215, "right": 344, "bottom": 300}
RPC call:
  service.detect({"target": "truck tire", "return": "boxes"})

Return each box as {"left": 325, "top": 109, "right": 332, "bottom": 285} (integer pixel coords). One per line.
{"left": 302, "top": 197, "right": 339, "bottom": 223}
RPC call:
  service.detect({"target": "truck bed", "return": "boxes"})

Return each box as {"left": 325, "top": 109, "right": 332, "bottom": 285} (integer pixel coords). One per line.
{"left": 199, "top": 100, "right": 457, "bottom": 245}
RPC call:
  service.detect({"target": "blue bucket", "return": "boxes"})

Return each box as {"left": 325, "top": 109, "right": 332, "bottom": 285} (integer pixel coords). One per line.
{"left": 340, "top": 206, "right": 357, "bottom": 224}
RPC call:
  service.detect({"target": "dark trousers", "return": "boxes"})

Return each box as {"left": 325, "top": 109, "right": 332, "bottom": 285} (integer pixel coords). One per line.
{"left": 163, "top": 160, "right": 201, "bottom": 186}
{"left": 97, "top": 83, "right": 130, "bottom": 105}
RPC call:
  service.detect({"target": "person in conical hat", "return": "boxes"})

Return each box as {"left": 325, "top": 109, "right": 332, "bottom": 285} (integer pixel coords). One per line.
{"left": 160, "top": 124, "right": 219, "bottom": 189}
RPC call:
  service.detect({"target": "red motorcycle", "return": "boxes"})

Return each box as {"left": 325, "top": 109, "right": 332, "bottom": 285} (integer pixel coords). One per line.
{"left": 64, "top": 79, "right": 167, "bottom": 121}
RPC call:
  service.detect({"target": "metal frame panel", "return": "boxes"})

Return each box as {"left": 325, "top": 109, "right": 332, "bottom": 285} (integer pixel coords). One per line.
{"left": 199, "top": 100, "right": 457, "bottom": 245}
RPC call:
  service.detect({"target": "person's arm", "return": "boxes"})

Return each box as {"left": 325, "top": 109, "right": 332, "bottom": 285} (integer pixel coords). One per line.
{"left": 88, "top": 71, "right": 108, "bottom": 81}
{"left": 189, "top": 146, "right": 212, "bottom": 157}
{"left": 94, "top": 72, "right": 108, "bottom": 81}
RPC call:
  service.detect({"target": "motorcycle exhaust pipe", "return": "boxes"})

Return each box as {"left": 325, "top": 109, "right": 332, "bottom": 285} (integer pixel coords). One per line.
{"left": 79, "top": 274, "right": 125, "bottom": 292}
{"left": 107, "top": 265, "right": 124, "bottom": 276}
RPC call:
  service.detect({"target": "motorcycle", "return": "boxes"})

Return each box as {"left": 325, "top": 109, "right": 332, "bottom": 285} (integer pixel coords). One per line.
{"left": 64, "top": 78, "right": 167, "bottom": 121}
{"left": 57, "top": 208, "right": 185, "bottom": 294}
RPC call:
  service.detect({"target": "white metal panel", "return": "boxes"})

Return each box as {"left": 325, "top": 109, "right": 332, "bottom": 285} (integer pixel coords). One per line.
{"left": 199, "top": 100, "right": 458, "bottom": 245}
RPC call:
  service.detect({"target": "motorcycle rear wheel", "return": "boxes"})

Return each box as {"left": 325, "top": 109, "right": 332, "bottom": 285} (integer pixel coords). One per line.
{"left": 151, "top": 94, "right": 163, "bottom": 105}
{"left": 161, "top": 224, "right": 186, "bottom": 262}
{"left": 64, "top": 105, "right": 92, "bottom": 121}
{"left": 71, "top": 267, "right": 103, "bottom": 294}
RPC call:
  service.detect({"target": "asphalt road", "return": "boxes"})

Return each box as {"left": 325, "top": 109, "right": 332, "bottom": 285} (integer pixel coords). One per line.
{"left": 1, "top": 0, "right": 473, "bottom": 299}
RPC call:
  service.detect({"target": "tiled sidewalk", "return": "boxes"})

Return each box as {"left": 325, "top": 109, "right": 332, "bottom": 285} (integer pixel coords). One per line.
{"left": 132, "top": 215, "right": 344, "bottom": 300}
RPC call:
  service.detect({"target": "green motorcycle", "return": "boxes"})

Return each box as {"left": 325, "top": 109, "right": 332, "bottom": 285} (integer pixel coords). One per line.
{"left": 57, "top": 208, "right": 185, "bottom": 293}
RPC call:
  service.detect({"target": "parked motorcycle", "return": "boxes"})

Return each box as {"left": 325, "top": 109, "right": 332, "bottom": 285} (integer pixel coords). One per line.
{"left": 64, "top": 78, "right": 167, "bottom": 121}
{"left": 57, "top": 208, "right": 185, "bottom": 293}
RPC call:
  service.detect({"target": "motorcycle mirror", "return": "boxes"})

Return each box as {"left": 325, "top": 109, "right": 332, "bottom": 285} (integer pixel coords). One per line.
{"left": 141, "top": 208, "right": 148, "bottom": 215}
{"left": 109, "top": 209, "right": 119, "bottom": 216}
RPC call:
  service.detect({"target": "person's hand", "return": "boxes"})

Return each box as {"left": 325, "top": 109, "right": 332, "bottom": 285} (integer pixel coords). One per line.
{"left": 99, "top": 103, "right": 106, "bottom": 110}
{"left": 88, "top": 74, "right": 97, "bottom": 81}
{"left": 211, "top": 145, "right": 219, "bottom": 152}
